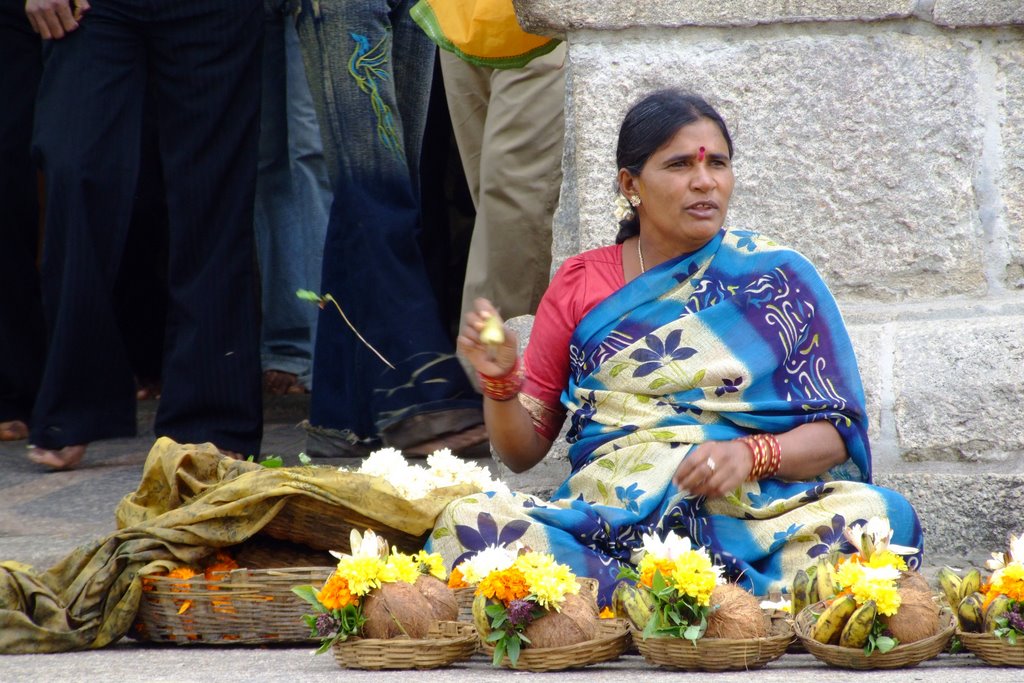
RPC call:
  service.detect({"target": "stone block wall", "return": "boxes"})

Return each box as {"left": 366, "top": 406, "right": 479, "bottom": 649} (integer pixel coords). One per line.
{"left": 499, "top": 0, "right": 1023, "bottom": 555}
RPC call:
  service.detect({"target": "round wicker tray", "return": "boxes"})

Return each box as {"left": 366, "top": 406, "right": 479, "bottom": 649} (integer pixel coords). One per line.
{"left": 794, "top": 601, "right": 955, "bottom": 669}
{"left": 957, "top": 630, "right": 1024, "bottom": 667}
{"left": 132, "top": 566, "right": 334, "bottom": 645}
{"left": 260, "top": 496, "right": 426, "bottom": 553}
{"left": 631, "top": 614, "right": 793, "bottom": 671}
{"left": 480, "top": 618, "right": 631, "bottom": 672}
{"left": 332, "top": 621, "right": 478, "bottom": 670}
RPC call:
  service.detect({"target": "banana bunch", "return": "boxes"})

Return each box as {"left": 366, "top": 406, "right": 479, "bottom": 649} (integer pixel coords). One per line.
{"left": 791, "top": 557, "right": 840, "bottom": 616}
{"left": 938, "top": 566, "right": 979, "bottom": 608}
{"left": 941, "top": 566, "right": 1008, "bottom": 633}
{"left": 808, "top": 594, "right": 878, "bottom": 647}
{"left": 611, "top": 580, "right": 654, "bottom": 630}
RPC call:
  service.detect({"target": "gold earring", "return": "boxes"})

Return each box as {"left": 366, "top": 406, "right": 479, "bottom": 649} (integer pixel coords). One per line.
{"left": 629, "top": 194, "right": 641, "bottom": 207}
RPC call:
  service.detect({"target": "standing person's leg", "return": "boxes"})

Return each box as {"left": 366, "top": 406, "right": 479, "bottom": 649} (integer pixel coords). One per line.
{"left": 29, "top": 6, "right": 148, "bottom": 468}
{"left": 0, "top": 1, "right": 44, "bottom": 441}
{"left": 448, "top": 45, "right": 566, "bottom": 320}
{"left": 148, "top": 0, "right": 264, "bottom": 456}
{"left": 295, "top": 0, "right": 483, "bottom": 456}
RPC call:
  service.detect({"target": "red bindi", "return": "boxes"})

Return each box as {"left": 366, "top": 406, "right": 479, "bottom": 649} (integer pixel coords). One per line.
{"left": 698, "top": 146, "right": 706, "bottom": 162}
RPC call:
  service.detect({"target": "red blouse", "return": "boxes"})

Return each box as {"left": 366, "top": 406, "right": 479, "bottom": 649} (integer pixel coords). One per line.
{"left": 520, "top": 243, "right": 626, "bottom": 441}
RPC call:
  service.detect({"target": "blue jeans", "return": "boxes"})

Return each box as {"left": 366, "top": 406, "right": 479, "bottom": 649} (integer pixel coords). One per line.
{"left": 295, "top": 0, "right": 481, "bottom": 449}
{"left": 255, "top": 2, "right": 332, "bottom": 389}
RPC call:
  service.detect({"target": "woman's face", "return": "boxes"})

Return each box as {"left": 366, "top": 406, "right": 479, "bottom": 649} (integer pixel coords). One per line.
{"left": 621, "top": 117, "right": 734, "bottom": 256}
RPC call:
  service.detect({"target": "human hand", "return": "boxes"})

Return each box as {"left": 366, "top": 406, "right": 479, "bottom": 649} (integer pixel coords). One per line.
{"left": 456, "top": 298, "right": 518, "bottom": 378}
{"left": 672, "top": 440, "right": 754, "bottom": 498}
{"left": 25, "top": 0, "right": 90, "bottom": 40}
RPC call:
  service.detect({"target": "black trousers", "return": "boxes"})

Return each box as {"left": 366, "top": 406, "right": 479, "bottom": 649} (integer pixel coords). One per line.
{"left": 0, "top": 1, "right": 45, "bottom": 425}
{"left": 31, "top": 0, "right": 264, "bottom": 454}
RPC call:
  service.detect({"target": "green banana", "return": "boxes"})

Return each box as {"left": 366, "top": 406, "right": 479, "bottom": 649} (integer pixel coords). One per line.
{"left": 806, "top": 564, "right": 820, "bottom": 605}
{"left": 959, "top": 569, "right": 981, "bottom": 602}
{"left": 472, "top": 592, "right": 492, "bottom": 639}
{"left": 791, "top": 569, "right": 812, "bottom": 617}
{"left": 839, "top": 600, "right": 877, "bottom": 649}
{"left": 611, "top": 580, "right": 653, "bottom": 630}
{"left": 984, "top": 594, "right": 1011, "bottom": 633}
{"left": 937, "top": 567, "right": 962, "bottom": 607}
{"left": 810, "top": 594, "right": 858, "bottom": 645}
{"left": 956, "top": 592, "right": 985, "bottom": 633}
{"left": 815, "top": 557, "right": 838, "bottom": 602}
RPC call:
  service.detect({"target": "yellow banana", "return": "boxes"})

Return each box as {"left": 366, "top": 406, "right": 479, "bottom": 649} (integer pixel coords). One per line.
{"left": 611, "top": 580, "right": 653, "bottom": 630}
{"left": 984, "top": 594, "right": 1011, "bottom": 633}
{"left": 956, "top": 593, "right": 985, "bottom": 633}
{"left": 815, "top": 557, "right": 838, "bottom": 602}
{"left": 810, "top": 594, "right": 858, "bottom": 645}
{"left": 791, "top": 569, "right": 812, "bottom": 617}
{"left": 472, "top": 593, "right": 492, "bottom": 638}
{"left": 959, "top": 569, "right": 981, "bottom": 602}
{"left": 839, "top": 600, "right": 877, "bottom": 649}
{"left": 937, "top": 567, "right": 962, "bottom": 607}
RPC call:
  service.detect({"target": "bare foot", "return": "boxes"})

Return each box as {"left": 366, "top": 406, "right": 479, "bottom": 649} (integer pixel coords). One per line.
{"left": 0, "top": 420, "right": 29, "bottom": 441}
{"left": 27, "top": 444, "right": 87, "bottom": 471}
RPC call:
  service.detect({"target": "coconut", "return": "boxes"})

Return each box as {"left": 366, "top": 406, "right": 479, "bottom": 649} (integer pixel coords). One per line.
{"left": 704, "top": 583, "right": 768, "bottom": 639}
{"left": 883, "top": 587, "right": 940, "bottom": 644}
{"left": 896, "top": 570, "right": 931, "bottom": 594}
{"left": 361, "top": 581, "right": 434, "bottom": 639}
{"left": 521, "top": 592, "right": 598, "bottom": 649}
{"left": 414, "top": 574, "right": 458, "bottom": 622}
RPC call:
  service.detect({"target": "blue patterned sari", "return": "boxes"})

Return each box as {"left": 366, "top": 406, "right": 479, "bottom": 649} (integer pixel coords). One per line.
{"left": 428, "top": 229, "right": 922, "bottom": 605}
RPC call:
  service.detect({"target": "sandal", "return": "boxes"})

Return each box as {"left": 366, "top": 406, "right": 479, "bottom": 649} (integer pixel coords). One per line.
{"left": 0, "top": 420, "right": 29, "bottom": 442}
{"left": 263, "top": 370, "right": 309, "bottom": 396}
{"left": 27, "top": 444, "right": 86, "bottom": 471}
{"left": 404, "top": 423, "right": 490, "bottom": 458}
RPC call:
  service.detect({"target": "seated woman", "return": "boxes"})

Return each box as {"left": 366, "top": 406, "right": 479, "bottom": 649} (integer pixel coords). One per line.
{"left": 427, "top": 89, "right": 922, "bottom": 605}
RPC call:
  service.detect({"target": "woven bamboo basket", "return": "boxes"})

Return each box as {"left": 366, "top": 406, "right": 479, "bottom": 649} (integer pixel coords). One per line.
{"left": 957, "top": 630, "right": 1024, "bottom": 667}
{"left": 631, "top": 614, "right": 793, "bottom": 671}
{"left": 794, "top": 602, "right": 955, "bottom": 669}
{"left": 260, "top": 497, "right": 427, "bottom": 553}
{"left": 332, "top": 621, "right": 478, "bottom": 670}
{"left": 132, "top": 566, "right": 334, "bottom": 645}
{"left": 480, "top": 618, "right": 631, "bottom": 672}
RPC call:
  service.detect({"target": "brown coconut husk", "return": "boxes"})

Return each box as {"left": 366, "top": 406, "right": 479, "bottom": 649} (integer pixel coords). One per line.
{"left": 896, "top": 570, "right": 931, "bottom": 594}
{"left": 522, "top": 591, "right": 598, "bottom": 649}
{"left": 362, "top": 581, "right": 434, "bottom": 639}
{"left": 883, "top": 587, "right": 940, "bottom": 644}
{"left": 414, "top": 574, "right": 458, "bottom": 622}
{"left": 704, "top": 583, "right": 768, "bottom": 639}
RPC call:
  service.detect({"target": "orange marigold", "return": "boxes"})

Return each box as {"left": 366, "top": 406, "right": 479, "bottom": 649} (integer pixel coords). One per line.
{"left": 599, "top": 606, "right": 615, "bottom": 619}
{"left": 317, "top": 572, "right": 356, "bottom": 610}
{"left": 448, "top": 565, "right": 469, "bottom": 589}
{"left": 204, "top": 551, "right": 240, "bottom": 581}
{"left": 477, "top": 566, "right": 530, "bottom": 605}
{"left": 638, "top": 558, "right": 674, "bottom": 588}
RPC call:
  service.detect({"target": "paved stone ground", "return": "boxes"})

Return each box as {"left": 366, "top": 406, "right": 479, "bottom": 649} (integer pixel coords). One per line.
{"left": 0, "top": 397, "right": 1017, "bottom": 680}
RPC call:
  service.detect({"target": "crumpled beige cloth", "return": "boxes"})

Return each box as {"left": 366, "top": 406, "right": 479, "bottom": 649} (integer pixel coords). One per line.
{"left": 0, "top": 437, "right": 476, "bottom": 653}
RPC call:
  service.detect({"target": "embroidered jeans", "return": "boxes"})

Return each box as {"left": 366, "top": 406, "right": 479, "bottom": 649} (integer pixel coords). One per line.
{"left": 295, "top": 0, "right": 481, "bottom": 448}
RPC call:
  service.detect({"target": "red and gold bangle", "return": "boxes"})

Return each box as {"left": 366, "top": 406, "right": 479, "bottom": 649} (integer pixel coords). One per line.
{"left": 478, "top": 356, "right": 524, "bottom": 402}
{"left": 737, "top": 433, "right": 782, "bottom": 480}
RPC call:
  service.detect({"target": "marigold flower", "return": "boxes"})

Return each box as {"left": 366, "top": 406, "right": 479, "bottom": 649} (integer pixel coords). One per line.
{"left": 414, "top": 551, "right": 447, "bottom": 581}
{"left": 316, "top": 572, "right": 357, "bottom": 610}
{"left": 637, "top": 556, "right": 674, "bottom": 588}
{"left": 448, "top": 565, "right": 469, "bottom": 589}
{"left": 667, "top": 551, "right": 719, "bottom": 607}
{"left": 989, "top": 563, "right": 1024, "bottom": 602}
{"left": 333, "top": 555, "right": 384, "bottom": 597}
{"left": 599, "top": 605, "right": 616, "bottom": 619}
{"left": 866, "top": 550, "right": 908, "bottom": 572}
{"left": 477, "top": 566, "right": 530, "bottom": 605}
{"left": 381, "top": 551, "right": 420, "bottom": 584}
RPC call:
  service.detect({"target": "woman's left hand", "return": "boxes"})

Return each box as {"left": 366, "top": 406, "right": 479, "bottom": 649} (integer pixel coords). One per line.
{"left": 672, "top": 440, "right": 753, "bottom": 498}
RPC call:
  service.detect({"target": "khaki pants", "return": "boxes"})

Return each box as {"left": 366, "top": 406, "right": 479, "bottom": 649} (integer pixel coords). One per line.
{"left": 441, "top": 44, "right": 566, "bottom": 321}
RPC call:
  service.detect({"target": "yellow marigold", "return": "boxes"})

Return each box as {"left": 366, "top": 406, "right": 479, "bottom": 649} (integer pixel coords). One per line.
{"left": 414, "top": 551, "right": 447, "bottom": 581}
{"left": 866, "top": 551, "right": 908, "bottom": 572}
{"left": 448, "top": 564, "right": 468, "bottom": 589}
{"left": 990, "top": 563, "right": 1024, "bottom": 602}
{"left": 477, "top": 566, "right": 530, "bottom": 605}
{"left": 335, "top": 555, "right": 385, "bottom": 596}
{"left": 520, "top": 562, "right": 579, "bottom": 611}
{"left": 667, "top": 551, "right": 718, "bottom": 607}
{"left": 637, "top": 555, "right": 674, "bottom": 589}
{"left": 836, "top": 560, "right": 866, "bottom": 590}
{"left": 599, "top": 606, "right": 615, "bottom": 619}
{"left": 380, "top": 551, "right": 420, "bottom": 584}
{"left": 317, "top": 572, "right": 356, "bottom": 610}
{"left": 852, "top": 577, "right": 901, "bottom": 617}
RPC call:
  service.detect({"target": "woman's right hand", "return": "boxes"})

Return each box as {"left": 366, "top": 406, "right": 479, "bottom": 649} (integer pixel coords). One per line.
{"left": 456, "top": 298, "right": 519, "bottom": 377}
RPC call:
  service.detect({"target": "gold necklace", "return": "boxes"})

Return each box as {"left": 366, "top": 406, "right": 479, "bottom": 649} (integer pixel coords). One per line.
{"left": 637, "top": 237, "right": 646, "bottom": 274}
